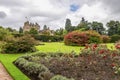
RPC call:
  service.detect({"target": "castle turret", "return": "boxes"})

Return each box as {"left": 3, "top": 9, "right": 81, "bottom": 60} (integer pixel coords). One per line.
{"left": 23, "top": 21, "right": 40, "bottom": 32}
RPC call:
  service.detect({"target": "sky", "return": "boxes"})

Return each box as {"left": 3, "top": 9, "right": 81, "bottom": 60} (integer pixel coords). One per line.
{"left": 0, "top": 0, "right": 119, "bottom": 30}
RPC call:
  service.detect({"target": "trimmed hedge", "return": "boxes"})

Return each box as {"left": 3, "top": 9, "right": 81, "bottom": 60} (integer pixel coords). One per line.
{"left": 33, "top": 34, "right": 63, "bottom": 42}
{"left": 64, "top": 30, "right": 102, "bottom": 46}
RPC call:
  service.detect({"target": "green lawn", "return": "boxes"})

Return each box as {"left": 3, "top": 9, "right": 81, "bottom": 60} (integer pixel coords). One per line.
{"left": 0, "top": 53, "right": 30, "bottom": 80}
{"left": 36, "top": 42, "right": 114, "bottom": 54}
{"left": 36, "top": 42, "right": 84, "bottom": 54}
{"left": 0, "top": 42, "right": 114, "bottom": 80}
{"left": 106, "top": 43, "right": 115, "bottom": 50}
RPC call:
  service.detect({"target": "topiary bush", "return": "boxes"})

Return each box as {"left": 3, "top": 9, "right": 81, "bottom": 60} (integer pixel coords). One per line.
{"left": 64, "top": 30, "right": 102, "bottom": 46}
{"left": 1, "top": 35, "right": 38, "bottom": 53}
{"left": 110, "top": 34, "right": 120, "bottom": 43}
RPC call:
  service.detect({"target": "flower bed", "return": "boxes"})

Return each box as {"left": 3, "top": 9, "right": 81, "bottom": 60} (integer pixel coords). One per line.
{"left": 14, "top": 43, "right": 120, "bottom": 80}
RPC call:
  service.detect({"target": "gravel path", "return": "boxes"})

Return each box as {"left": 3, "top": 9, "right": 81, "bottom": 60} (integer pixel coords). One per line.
{"left": 0, "top": 63, "right": 13, "bottom": 80}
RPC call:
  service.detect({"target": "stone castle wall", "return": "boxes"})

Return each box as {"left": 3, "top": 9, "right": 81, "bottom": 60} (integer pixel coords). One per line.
{"left": 23, "top": 21, "right": 40, "bottom": 32}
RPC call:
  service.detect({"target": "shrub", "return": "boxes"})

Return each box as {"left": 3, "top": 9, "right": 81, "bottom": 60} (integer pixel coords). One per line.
{"left": 14, "top": 57, "right": 53, "bottom": 80}
{"left": 80, "top": 43, "right": 120, "bottom": 75}
{"left": 101, "top": 35, "right": 110, "bottom": 43}
{"left": 50, "top": 75, "right": 74, "bottom": 80}
{"left": 0, "top": 41, "right": 6, "bottom": 49}
{"left": 64, "top": 30, "right": 102, "bottom": 46}
{"left": 12, "top": 33, "right": 24, "bottom": 38}
{"left": 64, "top": 31, "right": 89, "bottom": 46}
{"left": 85, "top": 30, "right": 102, "bottom": 44}
{"left": 81, "top": 44, "right": 110, "bottom": 55}
{"left": 1, "top": 35, "right": 38, "bottom": 53}
{"left": 110, "top": 34, "right": 120, "bottom": 43}
{"left": 0, "top": 27, "right": 13, "bottom": 41}
{"left": 33, "top": 34, "right": 63, "bottom": 42}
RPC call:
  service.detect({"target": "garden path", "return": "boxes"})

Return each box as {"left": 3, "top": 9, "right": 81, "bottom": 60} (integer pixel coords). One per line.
{"left": 0, "top": 63, "right": 13, "bottom": 80}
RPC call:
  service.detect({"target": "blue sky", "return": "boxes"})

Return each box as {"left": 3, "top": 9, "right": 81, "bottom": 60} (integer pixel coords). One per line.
{"left": 70, "top": 4, "right": 80, "bottom": 12}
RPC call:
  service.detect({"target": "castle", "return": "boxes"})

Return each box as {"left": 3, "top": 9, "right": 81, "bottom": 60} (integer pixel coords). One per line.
{"left": 23, "top": 21, "right": 54, "bottom": 35}
{"left": 23, "top": 21, "right": 40, "bottom": 32}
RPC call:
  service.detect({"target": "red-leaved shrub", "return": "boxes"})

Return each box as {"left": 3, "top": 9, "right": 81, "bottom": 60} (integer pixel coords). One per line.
{"left": 64, "top": 31, "right": 89, "bottom": 46}
{"left": 64, "top": 30, "right": 102, "bottom": 46}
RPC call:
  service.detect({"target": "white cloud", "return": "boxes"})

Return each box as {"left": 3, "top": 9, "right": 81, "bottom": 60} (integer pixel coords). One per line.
{"left": 66, "top": 2, "right": 110, "bottom": 26}
{"left": 0, "top": 6, "right": 10, "bottom": 15}
{"left": 0, "top": 0, "right": 118, "bottom": 30}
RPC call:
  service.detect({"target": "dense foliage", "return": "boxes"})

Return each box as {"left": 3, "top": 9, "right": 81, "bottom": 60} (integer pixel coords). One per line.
{"left": 65, "top": 18, "right": 73, "bottom": 32}
{"left": 29, "top": 28, "right": 38, "bottom": 35}
{"left": 110, "top": 34, "right": 120, "bottom": 43}
{"left": 107, "top": 21, "right": 120, "bottom": 36}
{"left": 1, "top": 35, "right": 38, "bottom": 53}
{"left": 64, "top": 30, "right": 102, "bottom": 46}
{"left": 101, "top": 35, "right": 111, "bottom": 43}
{"left": 33, "top": 34, "right": 63, "bottom": 42}
{"left": 0, "top": 27, "right": 13, "bottom": 41}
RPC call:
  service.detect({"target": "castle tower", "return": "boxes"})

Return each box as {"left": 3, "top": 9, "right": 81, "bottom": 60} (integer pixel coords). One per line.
{"left": 23, "top": 21, "right": 40, "bottom": 32}
{"left": 23, "top": 21, "right": 30, "bottom": 32}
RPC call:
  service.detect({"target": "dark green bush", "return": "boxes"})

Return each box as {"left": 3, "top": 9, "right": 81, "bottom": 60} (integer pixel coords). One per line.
{"left": 1, "top": 35, "right": 38, "bottom": 53}
{"left": 12, "top": 33, "right": 24, "bottom": 37}
{"left": 33, "top": 34, "right": 63, "bottom": 42}
{"left": 89, "top": 36, "right": 100, "bottom": 43}
{"left": 85, "top": 30, "right": 102, "bottom": 44}
{"left": 110, "top": 34, "right": 120, "bottom": 43}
